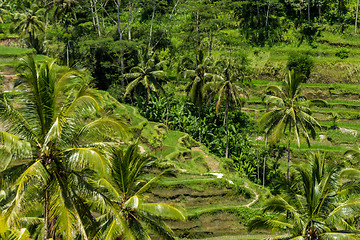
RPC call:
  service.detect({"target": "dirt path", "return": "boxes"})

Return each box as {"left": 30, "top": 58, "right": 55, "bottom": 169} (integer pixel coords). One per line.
{"left": 0, "top": 68, "right": 17, "bottom": 92}
{"left": 138, "top": 145, "right": 146, "bottom": 154}
{"left": 192, "top": 147, "right": 220, "bottom": 172}
{"left": 244, "top": 182, "right": 259, "bottom": 208}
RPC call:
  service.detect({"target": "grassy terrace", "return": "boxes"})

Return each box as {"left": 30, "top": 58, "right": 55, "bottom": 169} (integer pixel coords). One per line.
{"left": 0, "top": 46, "right": 35, "bottom": 57}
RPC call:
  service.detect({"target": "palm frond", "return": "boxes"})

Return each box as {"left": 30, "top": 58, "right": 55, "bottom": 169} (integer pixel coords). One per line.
{"left": 64, "top": 147, "right": 110, "bottom": 175}
{"left": 248, "top": 216, "right": 293, "bottom": 232}
{"left": 79, "top": 116, "right": 129, "bottom": 140}
{"left": 320, "top": 231, "right": 360, "bottom": 240}
{"left": 0, "top": 131, "right": 32, "bottom": 169}
{"left": 141, "top": 203, "right": 186, "bottom": 221}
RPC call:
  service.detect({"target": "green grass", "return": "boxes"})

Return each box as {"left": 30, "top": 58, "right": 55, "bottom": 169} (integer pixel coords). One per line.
{"left": 0, "top": 46, "right": 35, "bottom": 57}
{"left": 123, "top": 104, "right": 147, "bottom": 127}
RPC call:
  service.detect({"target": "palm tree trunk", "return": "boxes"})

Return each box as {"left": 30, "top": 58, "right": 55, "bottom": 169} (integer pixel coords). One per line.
{"left": 128, "top": 0, "right": 132, "bottom": 40}
{"left": 198, "top": 105, "right": 202, "bottom": 143}
{"left": 148, "top": 3, "right": 156, "bottom": 49}
{"left": 145, "top": 88, "right": 150, "bottom": 113}
{"left": 225, "top": 98, "right": 229, "bottom": 159}
{"left": 356, "top": 0, "right": 359, "bottom": 34}
{"left": 208, "top": 30, "right": 213, "bottom": 57}
{"left": 44, "top": 12, "right": 48, "bottom": 50}
{"left": 263, "top": 135, "right": 267, "bottom": 188}
{"left": 66, "top": 41, "right": 69, "bottom": 67}
{"left": 44, "top": 189, "right": 49, "bottom": 240}
{"left": 287, "top": 121, "right": 292, "bottom": 181}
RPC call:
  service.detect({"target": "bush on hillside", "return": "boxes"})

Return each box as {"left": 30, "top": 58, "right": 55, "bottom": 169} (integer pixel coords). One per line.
{"left": 287, "top": 53, "right": 313, "bottom": 82}
{"left": 335, "top": 48, "right": 349, "bottom": 59}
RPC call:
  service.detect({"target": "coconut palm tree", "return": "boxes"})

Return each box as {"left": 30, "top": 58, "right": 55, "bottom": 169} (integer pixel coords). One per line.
{"left": 91, "top": 144, "right": 186, "bottom": 240}
{"left": 45, "top": 0, "right": 78, "bottom": 22}
{"left": 204, "top": 59, "right": 247, "bottom": 159}
{"left": 258, "top": 71, "right": 321, "bottom": 181}
{"left": 14, "top": 3, "right": 45, "bottom": 51}
{"left": 0, "top": 55, "right": 127, "bottom": 239}
{"left": 124, "top": 48, "right": 167, "bottom": 112}
{"left": 182, "top": 49, "right": 222, "bottom": 142}
{"left": 248, "top": 151, "right": 360, "bottom": 239}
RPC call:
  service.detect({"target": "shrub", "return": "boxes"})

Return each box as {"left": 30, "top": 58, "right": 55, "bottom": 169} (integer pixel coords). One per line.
{"left": 335, "top": 48, "right": 349, "bottom": 59}
{"left": 326, "top": 129, "right": 358, "bottom": 145}
{"left": 287, "top": 53, "right": 313, "bottom": 82}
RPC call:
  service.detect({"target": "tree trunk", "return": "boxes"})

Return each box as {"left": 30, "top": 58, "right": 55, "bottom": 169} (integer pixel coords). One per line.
{"left": 66, "top": 41, "right": 69, "bottom": 67}
{"left": 208, "top": 30, "right": 213, "bottom": 57}
{"left": 128, "top": 0, "right": 132, "bottom": 40}
{"left": 225, "top": 98, "right": 229, "bottom": 159}
{"left": 195, "top": 11, "right": 200, "bottom": 46}
{"left": 198, "top": 105, "right": 202, "bottom": 143}
{"left": 44, "top": 189, "right": 49, "bottom": 240}
{"left": 318, "top": 3, "right": 321, "bottom": 18}
{"left": 89, "top": 0, "right": 96, "bottom": 28}
{"left": 44, "top": 12, "right": 48, "bottom": 51}
{"left": 356, "top": 0, "right": 359, "bottom": 34}
{"left": 287, "top": 121, "right": 292, "bottom": 181}
{"left": 145, "top": 87, "right": 150, "bottom": 114}
{"left": 93, "top": 0, "right": 101, "bottom": 36}
{"left": 256, "top": 0, "right": 260, "bottom": 19}
{"left": 116, "top": 0, "right": 125, "bottom": 86}
{"left": 89, "top": 0, "right": 101, "bottom": 36}
{"left": 308, "top": 0, "right": 311, "bottom": 24}
{"left": 256, "top": 141, "right": 259, "bottom": 184}
{"left": 263, "top": 135, "right": 267, "bottom": 188}
{"left": 148, "top": 3, "right": 156, "bottom": 49}
{"left": 265, "top": 0, "right": 271, "bottom": 29}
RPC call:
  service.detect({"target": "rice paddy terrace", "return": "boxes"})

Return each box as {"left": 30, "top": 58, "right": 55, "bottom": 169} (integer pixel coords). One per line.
{"left": 246, "top": 80, "right": 360, "bottom": 159}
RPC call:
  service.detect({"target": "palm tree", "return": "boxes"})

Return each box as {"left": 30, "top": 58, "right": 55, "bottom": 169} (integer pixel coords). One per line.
{"left": 124, "top": 48, "right": 167, "bottom": 112}
{"left": 182, "top": 49, "right": 222, "bottom": 142}
{"left": 204, "top": 59, "right": 247, "bottom": 159}
{"left": 91, "top": 144, "right": 186, "bottom": 240}
{"left": 0, "top": 1, "right": 11, "bottom": 24}
{"left": 14, "top": 3, "right": 45, "bottom": 51}
{"left": 0, "top": 55, "right": 127, "bottom": 239}
{"left": 45, "top": 0, "right": 78, "bottom": 22}
{"left": 248, "top": 151, "right": 360, "bottom": 239}
{"left": 258, "top": 71, "right": 321, "bottom": 181}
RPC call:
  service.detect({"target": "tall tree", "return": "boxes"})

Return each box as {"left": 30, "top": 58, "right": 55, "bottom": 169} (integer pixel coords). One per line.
{"left": 0, "top": 55, "right": 127, "bottom": 239}
{"left": 204, "top": 59, "right": 247, "bottom": 159}
{"left": 14, "top": 4, "right": 45, "bottom": 51}
{"left": 258, "top": 71, "right": 321, "bottom": 181}
{"left": 91, "top": 144, "right": 186, "bottom": 240}
{"left": 124, "top": 48, "right": 167, "bottom": 111}
{"left": 182, "top": 49, "right": 222, "bottom": 142}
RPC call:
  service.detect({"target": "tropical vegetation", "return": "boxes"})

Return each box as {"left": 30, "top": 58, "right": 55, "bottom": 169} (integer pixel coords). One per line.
{"left": 1, "top": 0, "right": 360, "bottom": 239}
